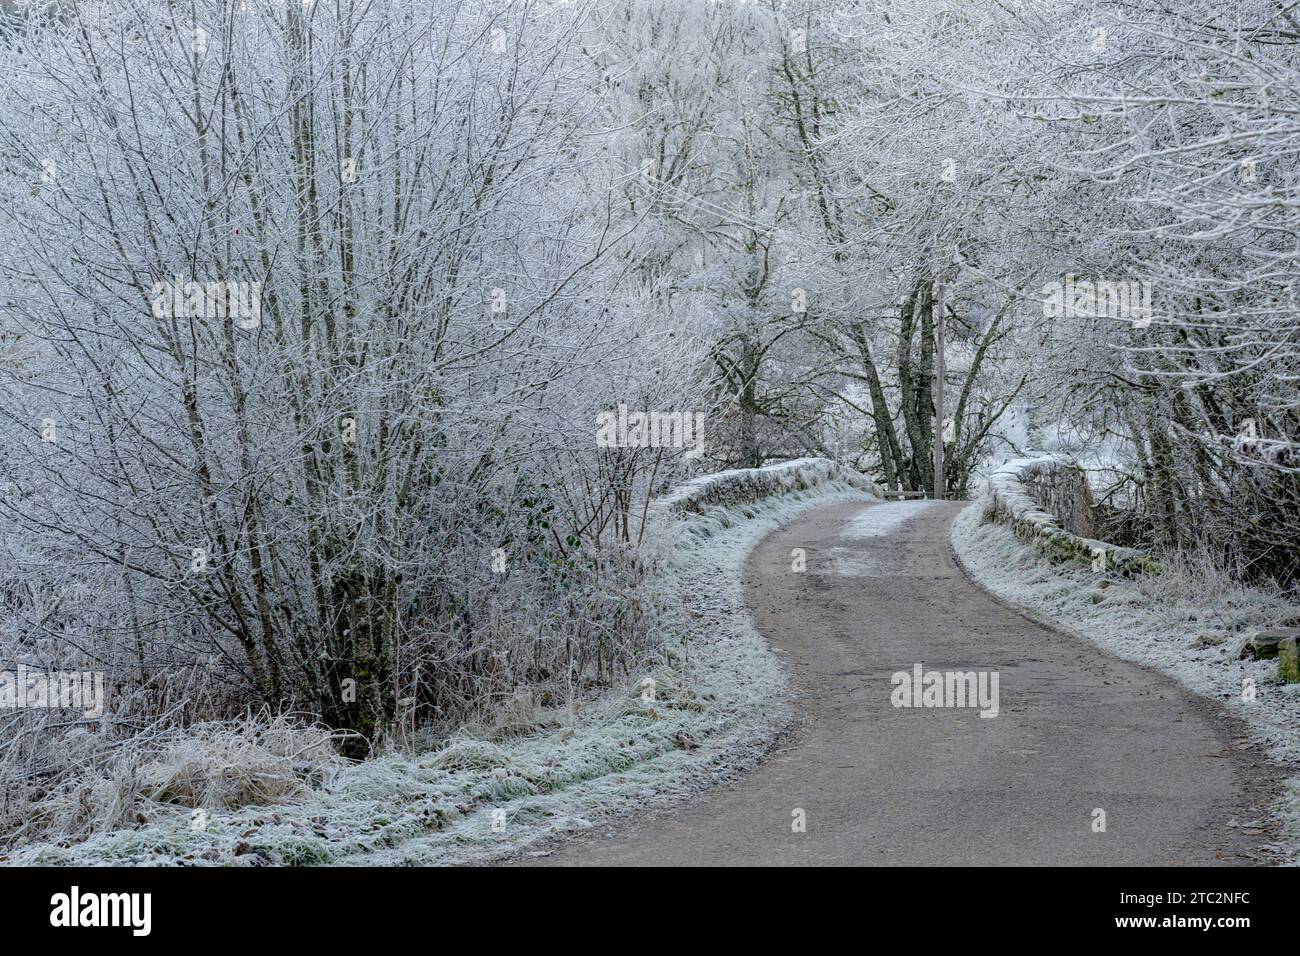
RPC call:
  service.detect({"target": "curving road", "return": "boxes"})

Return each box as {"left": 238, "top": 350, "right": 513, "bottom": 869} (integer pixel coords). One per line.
{"left": 525, "top": 500, "right": 1274, "bottom": 866}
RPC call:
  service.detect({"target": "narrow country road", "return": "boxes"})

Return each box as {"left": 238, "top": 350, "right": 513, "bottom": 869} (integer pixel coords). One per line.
{"left": 525, "top": 500, "right": 1274, "bottom": 866}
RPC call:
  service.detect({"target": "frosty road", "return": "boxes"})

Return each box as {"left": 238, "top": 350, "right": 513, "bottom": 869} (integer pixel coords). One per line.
{"left": 526, "top": 500, "right": 1273, "bottom": 866}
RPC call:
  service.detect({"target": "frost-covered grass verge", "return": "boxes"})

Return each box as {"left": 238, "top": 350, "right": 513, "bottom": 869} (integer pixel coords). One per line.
{"left": 951, "top": 500, "right": 1300, "bottom": 863}
{"left": 7, "top": 461, "right": 876, "bottom": 866}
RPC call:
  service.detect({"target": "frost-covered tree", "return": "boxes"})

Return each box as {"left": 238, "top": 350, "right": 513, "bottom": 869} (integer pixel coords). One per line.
{"left": 0, "top": 0, "right": 696, "bottom": 755}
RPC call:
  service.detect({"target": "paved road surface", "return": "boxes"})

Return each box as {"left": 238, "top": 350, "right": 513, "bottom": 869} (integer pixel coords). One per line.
{"left": 524, "top": 500, "right": 1273, "bottom": 866}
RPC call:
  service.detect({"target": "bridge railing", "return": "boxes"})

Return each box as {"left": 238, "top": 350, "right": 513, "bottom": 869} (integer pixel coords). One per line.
{"left": 987, "top": 457, "right": 1159, "bottom": 577}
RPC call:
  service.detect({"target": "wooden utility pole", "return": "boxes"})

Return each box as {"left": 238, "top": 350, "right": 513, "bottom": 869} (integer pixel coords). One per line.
{"left": 932, "top": 273, "right": 946, "bottom": 500}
